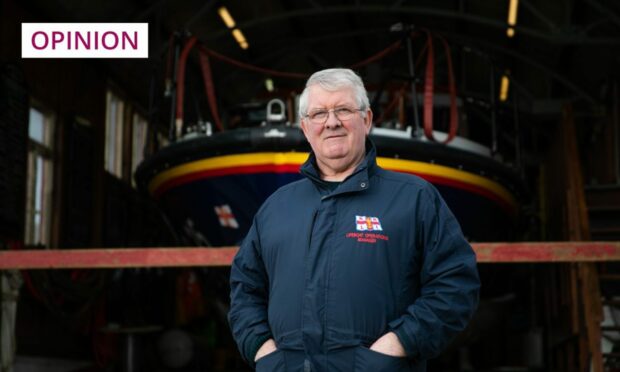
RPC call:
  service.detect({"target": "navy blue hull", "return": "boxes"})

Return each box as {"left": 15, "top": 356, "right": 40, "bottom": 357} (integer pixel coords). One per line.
{"left": 136, "top": 127, "right": 525, "bottom": 246}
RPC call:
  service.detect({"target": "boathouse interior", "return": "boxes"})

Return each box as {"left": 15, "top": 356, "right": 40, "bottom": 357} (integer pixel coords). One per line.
{"left": 1, "top": 0, "right": 620, "bottom": 371}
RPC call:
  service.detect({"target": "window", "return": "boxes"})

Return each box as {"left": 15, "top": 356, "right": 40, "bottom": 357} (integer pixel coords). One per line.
{"left": 104, "top": 90, "right": 125, "bottom": 178}
{"left": 105, "top": 88, "right": 153, "bottom": 184}
{"left": 24, "top": 106, "right": 55, "bottom": 246}
{"left": 131, "top": 112, "right": 148, "bottom": 186}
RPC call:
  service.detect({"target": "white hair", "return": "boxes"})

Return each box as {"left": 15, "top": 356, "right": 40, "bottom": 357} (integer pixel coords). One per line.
{"left": 298, "top": 68, "right": 370, "bottom": 119}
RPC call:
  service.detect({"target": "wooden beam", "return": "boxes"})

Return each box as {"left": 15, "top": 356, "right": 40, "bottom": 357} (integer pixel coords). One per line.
{"left": 474, "top": 242, "right": 620, "bottom": 263}
{"left": 0, "top": 242, "right": 619, "bottom": 270}
{"left": 0, "top": 247, "right": 238, "bottom": 270}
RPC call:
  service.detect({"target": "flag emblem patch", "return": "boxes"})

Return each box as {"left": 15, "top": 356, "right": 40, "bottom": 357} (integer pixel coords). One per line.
{"left": 214, "top": 204, "right": 239, "bottom": 229}
{"left": 355, "top": 215, "right": 383, "bottom": 231}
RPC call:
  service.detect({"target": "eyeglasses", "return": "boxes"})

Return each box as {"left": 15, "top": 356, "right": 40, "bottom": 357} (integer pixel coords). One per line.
{"left": 304, "top": 106, "right": 364, "bottom": 125}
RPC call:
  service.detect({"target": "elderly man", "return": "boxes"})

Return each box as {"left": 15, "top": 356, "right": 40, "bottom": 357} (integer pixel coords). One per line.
{"left": 229, "top": 68, "right": 480, "bottom": 371}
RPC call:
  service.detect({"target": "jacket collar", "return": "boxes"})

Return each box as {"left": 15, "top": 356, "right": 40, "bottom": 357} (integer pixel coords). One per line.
{"left": 300, "top": 138, "right": 378, "bottom": 197}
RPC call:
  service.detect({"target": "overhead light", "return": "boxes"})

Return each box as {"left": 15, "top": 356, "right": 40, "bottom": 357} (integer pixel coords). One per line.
{"left": 499, "top": 73, "right": 510, "bottom": 102}
{"left": 232, "top": 28, "right": 249, "bottom": 49}
{"left": 506, "top": 0, "right": 519, "bottom": 38}
{"left": 218, "top": 6, "right": 236, "bottom": 28}
{"left": 218, "top": 6, "right": 249, "bottom": 49}
{"left": 507, "top": 0, "right": 519, "bottom": 25}
{"left": 265, "top": 78, "right": 274, "bottom": 92}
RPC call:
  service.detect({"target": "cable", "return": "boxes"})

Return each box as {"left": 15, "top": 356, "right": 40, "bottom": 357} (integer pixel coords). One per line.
{"left": 198, "top": 50, "right": 224, "bottom": 132}
{"left": 175, "top": 36, "right": 199, "bottom": 137}
{"left": 422, "top": 30, "right": 458, "bottom": 144}
{"left": 198, "top": 45, "right": 306, "bottom": 79}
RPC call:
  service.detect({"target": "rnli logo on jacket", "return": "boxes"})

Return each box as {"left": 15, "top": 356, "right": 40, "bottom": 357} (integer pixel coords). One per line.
{"left": 356, "top": 216, "right": 383, "bottom": 231}
{"left": 347, "top": 215, "right": 388, "bottom": 243}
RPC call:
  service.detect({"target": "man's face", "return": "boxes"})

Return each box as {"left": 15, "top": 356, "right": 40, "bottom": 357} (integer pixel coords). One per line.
{"left": 300, "top": 85, "right": 372, "bottom": 170}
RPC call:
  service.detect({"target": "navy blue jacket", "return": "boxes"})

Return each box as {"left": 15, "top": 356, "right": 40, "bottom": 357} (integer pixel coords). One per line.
{"left": 229, "top": 142, "right": 480, "bottom": 371}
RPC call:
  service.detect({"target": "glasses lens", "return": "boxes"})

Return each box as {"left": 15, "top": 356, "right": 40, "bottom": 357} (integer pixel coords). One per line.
{"left": 334, "top": 107, "right": 354, "bottom": 120}
{"left": 307, "top": 107, "right": 359, "bottom": 125}
{"left": 309, "top": 110, "right": 328, "bottom": 124}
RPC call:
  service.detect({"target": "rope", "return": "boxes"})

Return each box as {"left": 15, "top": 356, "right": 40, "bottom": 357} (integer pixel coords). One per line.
{"left": 422, "top": 30, "right": 458, "bottom": 144}
{"left": 437, "top": 33, "right": 459, "bottom": 144}
{"left": 198, "top": 45, "right": 307, "bottom": 79}
{"left": 376, "top": 40, "right": 428, "bottom": 124}
{"left": 423, "top": 30, "right": 436, "bottom": 142}
{"left": 198, "top": 49, "right": 224, "bottom": 131}
{"left": 175, "top": 36, "right": 198, "bottom": 132}
{"left": 170, "top": 31, "right": 458, "bottom": 143}
{"left": 198, "top": 39, "right": 405, "bottom": 79}
{"left": 349, "top": 40, "right": 403, "bottom": 69}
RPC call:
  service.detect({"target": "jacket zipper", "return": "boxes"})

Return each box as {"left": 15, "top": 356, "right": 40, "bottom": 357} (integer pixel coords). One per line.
{"left": 307, "top": 209, "right": 319, "bottom": 250}
{"left": 301, "top": 209, "right": 319, "bottom": 338}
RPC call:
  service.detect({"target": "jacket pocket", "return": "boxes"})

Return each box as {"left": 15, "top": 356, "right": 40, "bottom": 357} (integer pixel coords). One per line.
{"left": 354, "top": 346, "right": 410, "bottom": 372}
{"left": 255, "top": 349, "right": 286, "bottom": 372}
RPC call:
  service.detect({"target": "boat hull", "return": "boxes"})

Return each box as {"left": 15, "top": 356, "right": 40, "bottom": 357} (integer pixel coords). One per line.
{"left": 136, "top": 127, "right": 523, "bottom": 245}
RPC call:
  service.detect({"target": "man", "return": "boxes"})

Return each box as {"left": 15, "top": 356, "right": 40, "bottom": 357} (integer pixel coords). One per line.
{"left": 229, "top": 68, "right": 480, "bottom": 371}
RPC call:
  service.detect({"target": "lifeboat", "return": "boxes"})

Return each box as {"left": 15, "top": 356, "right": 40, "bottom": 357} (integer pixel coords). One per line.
{"left": 135, "top": 116, "right": 523, "bottom": 246}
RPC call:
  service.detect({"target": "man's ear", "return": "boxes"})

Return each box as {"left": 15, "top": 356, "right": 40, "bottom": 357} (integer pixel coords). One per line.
{"left": 300, "top": 118, "right": 310, "bottom": 141}
{"left": 364, "top": 109, "right": 373, "bottom": 135}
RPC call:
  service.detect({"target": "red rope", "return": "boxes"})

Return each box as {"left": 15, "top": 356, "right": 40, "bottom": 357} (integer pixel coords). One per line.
{"left": 422, "top": 30, "right": 458, "bottom": 144}
{"left": 171, "top": 32, "right": 456, "bottom": 138}
{"left": 376, "top": 40, "right": 428, "bottom": 124}
{"left": 198, "top": 39, "right": 405, "bottom": 79}
{"left": 175, "top": 36, "right": 198, "bottom": 128}
{"left": 376, "top": 83, "right": 408, "bottom": 123}
{"left": 437, "top": 34, "right": 459, "bottom": 144}
{"left": 349, "top": 40, "right": 403, "bottom": 69}
{"left": 423, "top": 30, "right": 436, "bottom": 142}
{"left": 198, "top": 45, "right": 307, "bottom": 79}
{"left": 198, "top": 49, "right": 224, "bottom": 132}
